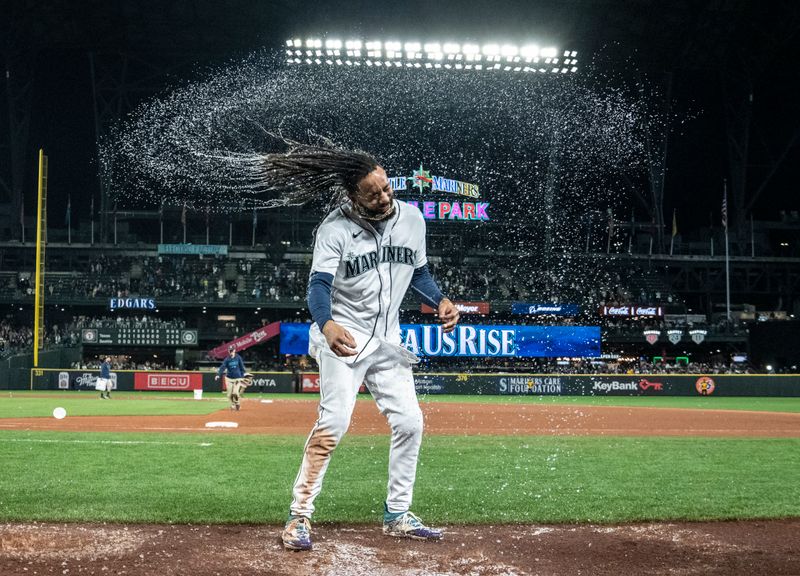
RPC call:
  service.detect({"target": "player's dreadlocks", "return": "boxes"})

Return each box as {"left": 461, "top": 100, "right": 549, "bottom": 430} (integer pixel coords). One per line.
{"left": 258, "top": 138, "right": 379, "bottom": 215}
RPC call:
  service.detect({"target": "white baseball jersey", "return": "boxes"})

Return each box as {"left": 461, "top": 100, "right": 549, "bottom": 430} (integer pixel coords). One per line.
{"left": 308, "top": 199, "right": 426, "bottom": 363}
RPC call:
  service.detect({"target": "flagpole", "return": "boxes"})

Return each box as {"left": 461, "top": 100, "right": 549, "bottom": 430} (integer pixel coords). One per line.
{"left": 206, "top": 210, "right": 210, "bottom": 245}
{"left": 67, "top": 195, "right": 71, "bottom": 245}
{"left": 750, "top": 213, "right": 755, "bottom": 257}
{"left": 90, "top": 197, "right": 95, "bottom": 245}
{"left": 252, "top": 209, "right": 257, "bottom": 247}
{"left": 723, "top": 179, "right": 731, "bottom": 322}
{"left": 669, "top": 209, "right": 675, "bottom": 256}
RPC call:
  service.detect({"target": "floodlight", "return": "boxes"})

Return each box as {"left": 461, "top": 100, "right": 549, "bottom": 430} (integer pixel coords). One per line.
{"left": 285, "top": 37, "right": 579, "bottom": 75}
{"left": 501, "top": 45, "right": 518, "bottom": 57}
{"left": 521, "top": 45, "right": 539, "bottom": 60}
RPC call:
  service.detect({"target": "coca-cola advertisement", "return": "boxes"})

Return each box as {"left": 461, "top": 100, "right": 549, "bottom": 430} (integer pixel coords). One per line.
{"left": 600, "top": 305, "right": 663, "bottom": 317}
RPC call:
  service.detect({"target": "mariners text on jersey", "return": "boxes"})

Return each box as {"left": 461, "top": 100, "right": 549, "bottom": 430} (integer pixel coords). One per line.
{"left": 344, "top": 245, "right": 416, "bottom": 279}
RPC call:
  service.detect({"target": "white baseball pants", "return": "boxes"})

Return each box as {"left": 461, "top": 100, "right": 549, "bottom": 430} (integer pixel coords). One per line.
{"left": 289, "top": 343, "right": 423, "bottom": 518}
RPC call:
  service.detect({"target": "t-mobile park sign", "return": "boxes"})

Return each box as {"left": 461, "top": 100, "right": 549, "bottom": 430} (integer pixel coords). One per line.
{"left": 600, "top": 305, "right": 663, "bottom": 317}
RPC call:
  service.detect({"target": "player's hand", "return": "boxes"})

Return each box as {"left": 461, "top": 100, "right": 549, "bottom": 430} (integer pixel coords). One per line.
{"left": 438, "top": 298, "right": 460, "bottom": 333}
{"left": 214, "top": 375, "right": 219, "bottom": 381}
{"left": 322, "top": 321, "right": 358, "bottom": 357}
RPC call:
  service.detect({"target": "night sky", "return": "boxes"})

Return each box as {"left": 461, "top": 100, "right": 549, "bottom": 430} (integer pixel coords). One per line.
{"left": 3, "top": 0, "right": 799, "bottom": 235}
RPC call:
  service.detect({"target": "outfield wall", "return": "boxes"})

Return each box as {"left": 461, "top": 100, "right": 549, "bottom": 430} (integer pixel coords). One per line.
{"left": 25, "top": 369, "right": 800, "bottom": 397}
{"left": 28, "top": 369, "right": 295, "bottom": 393}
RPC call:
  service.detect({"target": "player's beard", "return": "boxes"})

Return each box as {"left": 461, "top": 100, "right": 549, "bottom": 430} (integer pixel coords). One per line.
{"left": 352, "top": 200, "right": 395, "bottom": 221}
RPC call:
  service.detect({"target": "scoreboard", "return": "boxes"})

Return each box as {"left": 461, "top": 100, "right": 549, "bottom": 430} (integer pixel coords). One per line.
{"left": 81, "top": 328, "right": 198, "bottom": 347}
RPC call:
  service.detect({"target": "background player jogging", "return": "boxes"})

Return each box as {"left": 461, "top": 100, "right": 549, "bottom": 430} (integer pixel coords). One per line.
{"left": 258, "top": 141, "right": 460, "bottom": 551}
{"left": 215, "top": 345, "right": 248, "bottom": 411}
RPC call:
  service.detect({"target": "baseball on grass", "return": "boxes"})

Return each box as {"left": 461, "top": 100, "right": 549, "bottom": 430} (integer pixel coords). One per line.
{"left": 53, "top": 407, "right": 67, "bottom": 420}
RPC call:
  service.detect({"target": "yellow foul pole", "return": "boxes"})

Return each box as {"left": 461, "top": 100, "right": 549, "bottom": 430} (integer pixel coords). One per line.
{"left": 33, "top": 149, "right": 48, "bottom": 367}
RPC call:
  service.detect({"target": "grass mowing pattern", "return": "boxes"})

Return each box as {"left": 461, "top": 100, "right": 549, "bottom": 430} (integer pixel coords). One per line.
{"left": 1, "top": 430, "right": 798, "bottom": 524}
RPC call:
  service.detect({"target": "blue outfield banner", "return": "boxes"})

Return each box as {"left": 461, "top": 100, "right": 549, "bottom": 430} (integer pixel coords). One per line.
{"left": 511, "top": 303, "right": 580, "bottom": 316}
{"left": 280, "top": 323, "right": 601, "bottom": 358}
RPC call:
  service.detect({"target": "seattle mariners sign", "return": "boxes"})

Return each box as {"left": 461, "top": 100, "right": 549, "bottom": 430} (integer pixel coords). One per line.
{"left": 388, "top": 164, "right": 490, "bottom": 221}
{"left": 389, "top": 163, "right": 480, "bottom": 198}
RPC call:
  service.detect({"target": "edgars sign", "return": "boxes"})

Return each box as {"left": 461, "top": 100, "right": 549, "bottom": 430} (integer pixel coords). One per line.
{"left": 110, "top": 297, "right": 156, "bottom": 311}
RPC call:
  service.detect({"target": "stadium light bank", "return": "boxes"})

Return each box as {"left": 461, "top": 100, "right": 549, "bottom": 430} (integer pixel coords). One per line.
{"left": 285, "top": 38, "right": 578, "bottom": 74}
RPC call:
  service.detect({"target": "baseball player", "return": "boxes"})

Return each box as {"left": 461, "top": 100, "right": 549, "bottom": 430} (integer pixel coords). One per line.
{"left": 215, "top": 345, "right": 248, "bottom": 411}
{"left": 263, "top": 144, "right": 460, "bottom": 551}
{"left": 97, "top": 357, "right": 112, "bottom": 399}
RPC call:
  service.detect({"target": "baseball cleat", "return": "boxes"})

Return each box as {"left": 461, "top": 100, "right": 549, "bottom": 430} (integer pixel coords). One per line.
{"left": 282, "top": 516, "right": 312, "bottom": 551}
{"left": 383, "top": 511, "right": 442, "bottom": 541}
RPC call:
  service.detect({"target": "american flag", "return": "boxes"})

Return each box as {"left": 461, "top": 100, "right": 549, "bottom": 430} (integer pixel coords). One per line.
{"left": 721, "top": 191, "right": 728, "bottom": 229}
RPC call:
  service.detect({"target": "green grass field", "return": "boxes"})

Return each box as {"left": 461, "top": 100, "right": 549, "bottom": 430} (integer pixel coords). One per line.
{"left": 0, "top": 430, "right": 798, "bottom": 524}
{"left": 1, "top": 391, "right": 799, "bottom": 525}
{"left": 4, "top": 390, "right": 800, "bottom": 417}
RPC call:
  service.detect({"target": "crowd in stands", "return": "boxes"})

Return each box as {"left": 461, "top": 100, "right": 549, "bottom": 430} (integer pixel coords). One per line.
{"left": 0, "top": 319, "right": 33, "bottom": 358}
{"left": 4, "top": 253, "right": 684, "bottom": 312}
{"left": 415, "top": 356, "right": 756, "bottom": 374}
{"left": 35, "top": 256, "right": 308, "bottom": 303}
